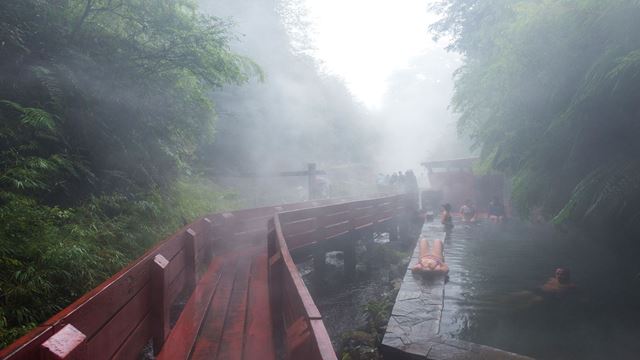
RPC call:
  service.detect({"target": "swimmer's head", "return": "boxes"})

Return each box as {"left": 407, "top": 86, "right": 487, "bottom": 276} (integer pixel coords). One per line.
{"left": 442, "top": 203, "right": 451, "bottom": 212}
{"left": 555, "top": 267, "right": 571, "bottom": 284}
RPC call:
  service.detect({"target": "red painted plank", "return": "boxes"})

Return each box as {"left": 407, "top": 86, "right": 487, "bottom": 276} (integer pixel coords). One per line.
{"left": 281, "top": 218, "right": 315, "bottom": 236}
{"left": 286, "top": 232, "right": 316, "bottom": 251}
{"left": 166, "top": 248, "right": 186, "bottom": 286}
{"left": 44, "top": 230, "right": 187, "bottom": 337}
{"left": 310, "top": 320, "right": 338, "bottom": 360}
{"left": 320, "top": 210, "right": 350, "bottom": 227}
{"left": 217, "top": 257, "right": 252, "bottom": 360}
{"left": 286, "top": 316, "right": 313, "bottom": 359}
{"left": 167, "top": 268, "right": 186, "bottom": 308}
{"left": 352, "top": 215, "right": 374, "bottom": 230}
{"left": 243, "top": 254, "right": 275, "bottom": 360}
{"left": 234, "top": 228, "right": 267, "bottom": 247}
{"left": 278, "top": 207, "right": 318, "bottom": 223}
{"left": 0, "top": 326, "right": 54, "bottom": 360}
{"left": 86, "top": 283, "right": 151, "bottom": 360}
{"left": 323, "top": 221, "right": 350, "bottom": 240}
{"left": 189, "top": 258, "right": 238, "bottom": 360}
{"left": 239, "top": 216, "right": 270, "bottom": 232}
{"left": 274, "top": 219, "right": 322, "bottom": 320}
{"left": 156, "top": 257, "right": 225, "bottom": 360}
{"left": 110, "top": 312, "right": 152, "bottom": 360}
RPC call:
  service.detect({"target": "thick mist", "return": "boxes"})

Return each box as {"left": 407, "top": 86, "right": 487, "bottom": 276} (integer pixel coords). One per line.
{"left": 198, "top": 0, "right": 373, "bottom": 172}
{"left": 196, "top": 0, "right": 381, "bottom": 204}
{"left": 375, "top": 46, "right": 469, "bottom": 178}
{"left": 198, "top": 0, "right": 468, "bottom": 198}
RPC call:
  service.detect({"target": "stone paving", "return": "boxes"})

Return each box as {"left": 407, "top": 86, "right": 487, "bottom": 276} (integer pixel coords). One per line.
{"left": 381, "top": 222, "right": 533, "bottom": 360}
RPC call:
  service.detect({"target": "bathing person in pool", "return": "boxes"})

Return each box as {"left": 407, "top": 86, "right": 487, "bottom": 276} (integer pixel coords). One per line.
{"left": 441, "top": 203, "right": 454, "bottom": 231}
{"left": 488, "top": 196, "right": 505, "bottom": 223}
{"left": 412, "top": 237, "right": 449, "bottom": 275}
{"left": 541, "top": 267, "right": 577, "bottom": 294}
{"left": 459, "top": 199, "right": 477, "bottom": 223}
{"left": 508, "top": 267, "right": 578, "bottom": 308}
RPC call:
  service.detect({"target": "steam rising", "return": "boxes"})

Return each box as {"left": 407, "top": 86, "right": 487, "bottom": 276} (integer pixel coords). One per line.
{"left": 198, "top": 0, "right": 469, "bottom": 195}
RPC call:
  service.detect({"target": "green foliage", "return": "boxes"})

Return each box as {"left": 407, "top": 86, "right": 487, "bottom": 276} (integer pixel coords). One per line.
{"left": 0, "top": 1, "right": 256, "bottom": 345}
{"left": 432, "top": 0, "right": 640, "bottom": 231}
{"left": 0, "top": 0, "right": 259, "bottom": 198}
{"left": 0, "top": 177, "right": 239, "bottom": 346}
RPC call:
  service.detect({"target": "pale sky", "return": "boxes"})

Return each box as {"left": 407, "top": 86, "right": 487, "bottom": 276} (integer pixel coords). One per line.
{"left": 302, "top": 0, "right": 441, "bottom": 108}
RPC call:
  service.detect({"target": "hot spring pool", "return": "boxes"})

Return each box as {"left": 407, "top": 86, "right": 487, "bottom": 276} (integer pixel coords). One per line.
{"left": 438, "top": 219, "right": 640, "bottom": 359}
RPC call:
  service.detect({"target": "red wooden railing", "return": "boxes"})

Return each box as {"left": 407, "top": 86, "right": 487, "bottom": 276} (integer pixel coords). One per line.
{"left": 268, "top": 195, "right": 407, "bottom": 360}
{"left": 0, "top": 194, "right": 409, "bottom": 360}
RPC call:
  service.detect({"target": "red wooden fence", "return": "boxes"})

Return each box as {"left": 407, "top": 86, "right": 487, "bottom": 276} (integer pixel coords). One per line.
{"left": 1, "top": 194, "right": 409, "bottom": 360}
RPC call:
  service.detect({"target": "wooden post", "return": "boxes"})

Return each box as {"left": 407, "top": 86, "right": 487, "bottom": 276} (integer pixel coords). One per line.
{"left": 40, "top": 324, "right": 86, "bottom": 360}
{"left": 221, "top": 212, "right": 235, "bottom": 251}
{"left": 308, "top": 163, "right": 317, "bottom": 200}
{"left": 203, "top": 217, "right": 213, "bottom": 264}
{"left": 312, "top": 214, "right": 326, "bottom": 290}
{"left": 344, "top": 232, "right": 357, "bottom": 280}
{"left": 388, "top": 217, "right": 399, "bottom": 242}
{"left": 185, "top": 228, "right": 198, "bottom": 288}
{"left": 398, "top": 207, "right": 410, "bottom": 243}
{"left": 151, "top": 254, "right": 170, "bottom": 354}
{"left": 345, "top": 205, "right": 358, "bottom": 280}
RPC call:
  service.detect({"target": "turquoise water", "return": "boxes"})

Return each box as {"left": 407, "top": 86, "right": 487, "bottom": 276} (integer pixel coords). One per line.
{"left": 439, "top": 219, "right": 640, "bottom": 359}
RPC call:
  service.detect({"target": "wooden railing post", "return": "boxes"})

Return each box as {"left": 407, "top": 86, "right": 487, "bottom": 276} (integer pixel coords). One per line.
{"left": 151, "top": 254, "right": 170, "bottom": 354}
{"left": 185, "top": 228, "right": 198, "bottom": 289}
{"left": 344, "top": 232, "right": 357, "bottom": 281}
{"left": 203, "top": 217, "right": 213, "bottom": 264}
{"left": 312, "top": 214, "right": 326, "bottom": 290}
{"left": 388, "top": 217, "right": 399, "bottom": 242}
{"left": 398, "top": 196, "right": 410, "bottom": 243}
{"left": 221, "top": 212, "right": 235, "bottom": 251}
{"left": 345, "top": 205, "right": 358, "bottom": 280}
{"left": 40, "top": 324, "right": 86, "bottom": 360}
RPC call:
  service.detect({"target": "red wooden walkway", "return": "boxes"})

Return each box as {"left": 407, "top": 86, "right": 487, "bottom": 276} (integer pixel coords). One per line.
{"left": 0, "top": 194, "right": 410, "bottom": 360}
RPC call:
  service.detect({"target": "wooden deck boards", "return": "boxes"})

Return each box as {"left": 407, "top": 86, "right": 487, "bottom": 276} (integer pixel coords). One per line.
{"left": 158, "top": 247, "right": 276, "bottom": 360}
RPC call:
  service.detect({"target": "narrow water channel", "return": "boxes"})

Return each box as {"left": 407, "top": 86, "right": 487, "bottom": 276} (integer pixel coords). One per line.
{"left": 309, "top": 218, "right": 640, "bottom": 359}
{"left": 440, "top": 218, "right": 640, "bottom": 359}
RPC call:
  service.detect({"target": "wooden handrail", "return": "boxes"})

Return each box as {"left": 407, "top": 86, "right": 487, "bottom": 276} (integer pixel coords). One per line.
{"left": 1, "top": 194, "right": 410, "bottom": 360}
{"left": 269, "top": 193, "right": 408, "bottom": 360}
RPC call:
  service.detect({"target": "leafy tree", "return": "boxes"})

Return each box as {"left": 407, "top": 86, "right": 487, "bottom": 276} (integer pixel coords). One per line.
{"left": 198, "top": 0, "right": 374, "bottom": 176}
{"left": 0, "top": 0, "right": 256, "bottom": 345}
{"left": 0, "top": 0, "right": 259, "bottom": 200}
{"left": 432, "top": 0, "right": 640, "bottom": 234}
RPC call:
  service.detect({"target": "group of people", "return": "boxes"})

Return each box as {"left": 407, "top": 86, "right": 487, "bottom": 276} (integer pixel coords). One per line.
{"left": 437, "top": 200, "right": 475, "bottom": 233}
{"left": 376, "top": 170, "right": 419, "bottom": 194}
{"left": 413, "top": 204, "right": 577, "bottom": 302}
{"left": 437, "top": 197, "right": 505, "bottom": 228}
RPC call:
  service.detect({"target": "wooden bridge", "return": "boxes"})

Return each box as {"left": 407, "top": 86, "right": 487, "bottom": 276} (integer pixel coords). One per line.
{"left": 0, "top": 194, "right": 414, "bottom": 360}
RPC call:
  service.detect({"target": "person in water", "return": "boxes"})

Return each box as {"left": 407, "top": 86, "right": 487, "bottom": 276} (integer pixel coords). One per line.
{"left": 441, "top": 203, "right": 454, "bottom": 230}
{"left": 459, "top": 199, "right": 477, "bottom": 223}
{"left": 412, "top": 237, "right": 449, "bottom": 274}
{"left": 541, "top": 267, "right": 577, "bottom": 294}
{"left": 508, "top": 267, "right": 578, "bottom": 308}
{"left": 488, "top": 196, "right": 505, "bottom": 223}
